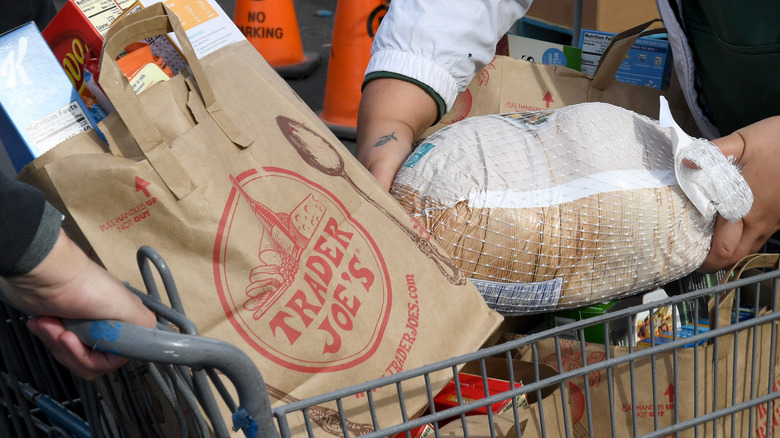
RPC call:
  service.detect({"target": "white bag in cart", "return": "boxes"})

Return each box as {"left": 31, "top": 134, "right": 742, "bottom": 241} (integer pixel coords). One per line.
{"left": 392, "top": 99, "right": 752, "bottom": 314}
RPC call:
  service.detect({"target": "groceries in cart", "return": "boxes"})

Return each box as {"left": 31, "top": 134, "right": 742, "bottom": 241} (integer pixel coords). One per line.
{"left": 392, "top": 99, "right": 753, "bottom": 315}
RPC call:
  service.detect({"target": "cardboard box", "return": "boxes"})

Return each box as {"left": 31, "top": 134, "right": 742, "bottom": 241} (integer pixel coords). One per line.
{"left": 42, "top": 0, "right": 112, "bottom": 121}
{"left": 506, "top": 34, "right": 581, "bottom": 71}
{"left": 546, "top": 289, "right": 688, "bottom": 346}
{"left": 0, "top": 23, "right": 100, "bottom": 172}
{"left": 393, "top": 423, "right": 435, "bottom": 438}
{"left": 638, "top": 322, "right": 710, "bottom": 348}
{"left": 546, "top": 297, "right": 637, "bottom": 345}
{"left": 70, "top": 0, "right": 137, "bottom": 36}
{"left": 524, "top": 0, "right": 661, "bottom": 34}
{"left": 434, "top": 372, "right": 528, "bottom": 417}
{"left": 579, "top": 28, "right": 670, "bottom": 89}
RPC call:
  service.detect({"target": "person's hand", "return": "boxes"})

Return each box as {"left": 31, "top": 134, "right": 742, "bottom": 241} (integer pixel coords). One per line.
{"left": 357, "top": 78, "right": 438, "bottom": 191}
{"left": 0, "top": 230, "right": 157, "bottom": 380}
{"left": 698, "top": 116, "right": 780, "bottom": 272}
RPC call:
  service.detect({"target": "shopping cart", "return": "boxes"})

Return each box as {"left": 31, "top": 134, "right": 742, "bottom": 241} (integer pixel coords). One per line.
{"left": 4, "top": 244, "right": 780, "bottom": 438}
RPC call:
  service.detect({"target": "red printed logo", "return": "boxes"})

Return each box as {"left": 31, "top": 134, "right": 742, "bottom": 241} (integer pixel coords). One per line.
{"left": 214, "top": 168, "right": 391, "bottom": 372}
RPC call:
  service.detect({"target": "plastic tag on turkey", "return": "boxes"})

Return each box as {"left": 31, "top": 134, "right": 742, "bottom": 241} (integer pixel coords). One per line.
{"left": 391, "top": 101, "right": 752, "bottom": 315}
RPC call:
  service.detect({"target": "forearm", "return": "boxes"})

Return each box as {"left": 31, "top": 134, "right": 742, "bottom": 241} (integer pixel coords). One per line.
{"left": 0, "top": 229, "right": 155, "bottom": 328}
{"left": 357, "top": 78, "right": 438, "bottom": 190}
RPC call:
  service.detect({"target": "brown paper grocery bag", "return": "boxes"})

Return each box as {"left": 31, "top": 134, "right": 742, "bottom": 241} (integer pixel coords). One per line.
{"left": 425, "top": 19, "right": 698, "bottom": 138}
{"left": 19, "top": 4, "right": 502, "bottom": 436}
{"left": 517, "top": 253, "right": 780, "bottom": 437}
{"left": 437, "top": 359, "right": 568, "bottom": 438}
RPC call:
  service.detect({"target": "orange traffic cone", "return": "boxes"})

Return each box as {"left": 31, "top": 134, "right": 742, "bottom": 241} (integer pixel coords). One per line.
{"left": 319, "top": 0, "right": 388, "bottom": 140}
{"left": 234, "top": 0, "right": 320, "bottom": 79}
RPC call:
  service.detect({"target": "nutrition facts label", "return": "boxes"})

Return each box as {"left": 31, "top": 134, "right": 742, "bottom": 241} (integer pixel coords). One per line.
{"left": 25, "top": 101, "right": 94, "bottom": 155}
{"left": 74, "top": 0, "right": 135, "bottom": 36}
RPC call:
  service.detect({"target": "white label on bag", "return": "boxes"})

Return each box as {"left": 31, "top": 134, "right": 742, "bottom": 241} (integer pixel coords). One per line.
{"left": 468, "top": 169, "right": 677, "bottom": 209}
{"left": 25, "top": 101, "right": 93, "bottom": 155}
{"left": 471, "top": 277, "right": 563, "bottom": 314}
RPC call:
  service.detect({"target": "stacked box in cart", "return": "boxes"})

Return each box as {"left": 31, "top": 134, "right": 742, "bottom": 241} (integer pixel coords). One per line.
{"left": 0, "top": 23, "right": 100, "bottom": 172}
{"left": 579, "top": 28, "right": 670, "bottom": 89}
{"left": 506, "top": 33, "right": 582, "bottom": 71}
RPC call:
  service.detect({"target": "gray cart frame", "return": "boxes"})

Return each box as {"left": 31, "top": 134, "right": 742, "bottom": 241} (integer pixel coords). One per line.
{"left": 3, "top": 245, "right": 780, "bottom": 437}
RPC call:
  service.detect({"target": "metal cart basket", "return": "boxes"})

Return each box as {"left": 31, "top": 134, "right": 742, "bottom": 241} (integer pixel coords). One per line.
{"left": 3, "top": 246, "right": 780, "bottom": 438}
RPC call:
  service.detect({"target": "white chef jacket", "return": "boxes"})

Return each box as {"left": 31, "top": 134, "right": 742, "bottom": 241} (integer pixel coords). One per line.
{"left": 365, "top": 0, "right": 718, "bottom": 139}
{"left": 365, "top": 0, "right": 532, "bottom": 120}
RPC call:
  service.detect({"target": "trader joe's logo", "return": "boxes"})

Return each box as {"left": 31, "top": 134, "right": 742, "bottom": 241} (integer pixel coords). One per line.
{"left": 214, "top": 168, "right": 391, "bottom": 372}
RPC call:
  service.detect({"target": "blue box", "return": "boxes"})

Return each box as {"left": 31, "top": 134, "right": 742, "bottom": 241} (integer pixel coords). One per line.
{"left": 579, "top": 28, "right": 670, "bottom": 90}
{"left": 0, "top": 22, "right": 100, "bottom": 173}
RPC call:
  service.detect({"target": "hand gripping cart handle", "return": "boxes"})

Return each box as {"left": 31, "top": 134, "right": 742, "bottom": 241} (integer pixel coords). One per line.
{"left": 63, "top": 246, "right": 279, "bottom": 438}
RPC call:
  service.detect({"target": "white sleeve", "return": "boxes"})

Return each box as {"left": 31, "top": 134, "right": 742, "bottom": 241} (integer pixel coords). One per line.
{"left": 366, "top": 0, "right": 532, "bottom": 113}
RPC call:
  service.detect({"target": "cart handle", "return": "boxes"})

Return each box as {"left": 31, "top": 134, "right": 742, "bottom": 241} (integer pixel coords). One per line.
{"left": 63, "top": 318, "right": 279, "bottom": 438}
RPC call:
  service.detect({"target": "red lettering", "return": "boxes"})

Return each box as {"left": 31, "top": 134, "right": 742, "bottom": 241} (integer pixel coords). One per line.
{"left": 348, "top": 254, "right": 374, "bottom": 291}
{"left": 331, "top": 302, "right": 353, "bottom": 331}
{"left": 323, "top": 217, "right": 353, "bottom": 249}
{"left": 773, "top": 404, "right": 780, "bottom": 428}
{"left": 333, "top": 283, "right": 361, "bottom": 317}
{"left": 283, "top": 289, "right": 321, "bottom": 328}
{"left": 302, "top": 272, "right": 328, "bottom": 306}
{"left": 313, "top": 234, "right": 344, "bottom": 266}
{"left": 386, "top": 361, "right": 401, "bottom": 375}
{"left": 664, "top": 383, "right": 675, "bottom": 404}
{"left": 318, "top": 316, "right": 342, "bottom": 354}
{"left": 759, "top": 403, "right": 768, "bottom": 418}
{"left": 305, "top": 255, "right": 333, "bottom": 287}
{"left": 268, "top": 311, "right": 302, "bottom": 345}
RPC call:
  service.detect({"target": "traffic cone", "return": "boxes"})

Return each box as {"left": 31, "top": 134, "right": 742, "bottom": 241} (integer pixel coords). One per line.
{"left": 233, "top": 0, "right": 320, "bottom": 79}
{"left": 319, "top": 0, "right": 388, "bottom": 140}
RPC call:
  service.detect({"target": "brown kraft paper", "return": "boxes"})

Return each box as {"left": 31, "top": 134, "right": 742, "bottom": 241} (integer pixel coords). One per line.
{"left": 18, "top": 4, "right": 502, "bottom": 436}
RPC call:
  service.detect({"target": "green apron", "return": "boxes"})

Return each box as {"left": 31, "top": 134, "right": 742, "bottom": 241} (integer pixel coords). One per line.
{"left": 682, "top": 0, "right": 780, "bottom": 135}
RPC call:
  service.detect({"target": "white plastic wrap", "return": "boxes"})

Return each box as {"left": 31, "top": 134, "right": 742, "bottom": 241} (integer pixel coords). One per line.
{"left": 391, "top": 102, "right": 752, "bottom": 315}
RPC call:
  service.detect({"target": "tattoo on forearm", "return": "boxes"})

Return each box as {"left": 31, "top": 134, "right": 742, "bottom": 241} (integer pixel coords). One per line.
{"left": 373, "top": 132, "right": 398, "bottom": 148}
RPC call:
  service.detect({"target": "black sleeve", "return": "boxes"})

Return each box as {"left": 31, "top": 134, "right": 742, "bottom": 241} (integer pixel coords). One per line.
{"left": 0, "top": 172, "right": 62, "bottom": 277}
{"left": 0, "top": 0, "right": 56, "bottom": 33}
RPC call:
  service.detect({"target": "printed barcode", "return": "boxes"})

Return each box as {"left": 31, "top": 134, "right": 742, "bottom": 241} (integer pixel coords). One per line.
{"left": 471, "top": 277, "right": 563, "bottom": 314}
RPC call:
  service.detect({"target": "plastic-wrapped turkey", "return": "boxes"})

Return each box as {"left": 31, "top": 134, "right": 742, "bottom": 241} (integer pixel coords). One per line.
{"left": 391, "top": 102, "right": 752, "bottom": 315}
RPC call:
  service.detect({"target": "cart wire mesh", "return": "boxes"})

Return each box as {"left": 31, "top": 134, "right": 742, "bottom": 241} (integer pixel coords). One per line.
{"left": 3, "top": 244, "right": 780, "bottom": 438}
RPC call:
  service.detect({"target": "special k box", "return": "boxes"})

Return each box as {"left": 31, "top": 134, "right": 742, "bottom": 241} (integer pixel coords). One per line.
{"left": 0, "top": 23, "right": 100, "bottom": 173}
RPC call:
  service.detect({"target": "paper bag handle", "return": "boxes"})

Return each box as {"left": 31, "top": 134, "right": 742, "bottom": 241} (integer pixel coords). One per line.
{"left": 97, "top": 4, "right": 251, "bottom": 199}
{"left": 591, "top": 19, "right": 667, "bottom": 92}
{"left": 97, "top": 8, "right": 195, "bottom": 199}
{"left": 103, "top": 4, "right": 253, "bottom": 147}
{"left": 713, "top": 253, "right": 780, "bottom": 328}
